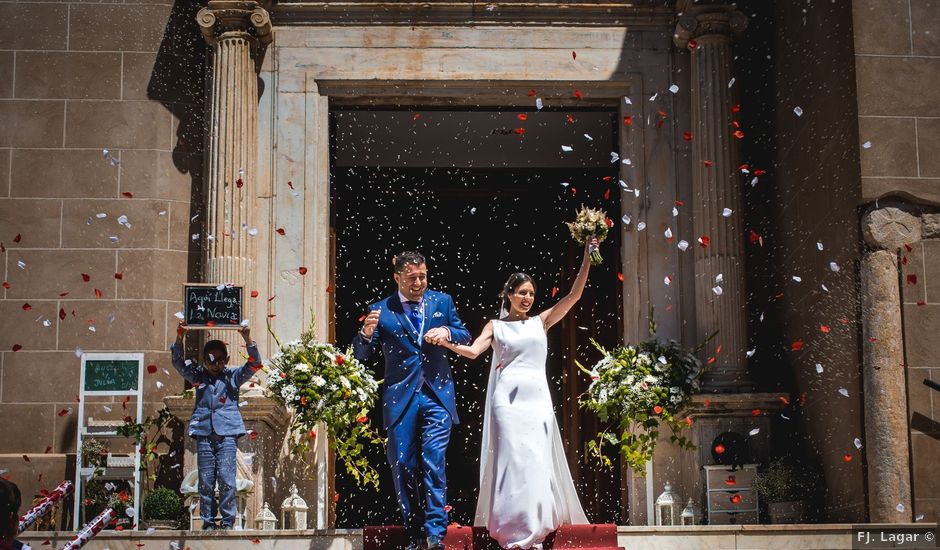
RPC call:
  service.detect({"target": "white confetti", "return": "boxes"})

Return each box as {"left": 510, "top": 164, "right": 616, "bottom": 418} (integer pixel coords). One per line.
{"left": 817, "top": 242, "right": 824, "bottom": 251}
{"left": 88, "top": 326, "right": 96, "bottom": 333}
{"left": 102, "top": 149, "right": 110, "bottom": 158}
{"left": 610, "top": 152, "right": 620, "bottom": 163}
{"left": 42, "top": 319, "right": 51, "bottom": 327}
{"left": 191, "top": 233, "right": 200, "bottom": 241}
{"left": 174, "top": 311, "right": 185, "bottom": 320}
{"left": 216, "top": 283, "right": 226, "bottom": 291}
{"left": 668, "top": 84, "right": 679, "bottom": 94}
{"left": 896, "top": 503, "right": 904, "bottom": 513}
{"left": 830, "top": 262, "right": 840, "bottom": 272}
{"left": 664, "top": 276, "right": 672, "bottom": 285}
{"left": 838, "top": 388, "right": 849, "bottom": 397}
{"left": 239, "top": 401, "right": 248, "bottom": 407}
{"left": 155, "top": 381, "right": 164, "bottom": 389}
{"left": 793, "top": 106, "right": 803, "bottom": 117}
{"left": 792, "top": 276, "right": 802, "bottom": 282}
{"left": 727, "top": 77, "right": 735, "bottom": 88}
{"left": 649, "top": 92, "right": 658, "bottom": 101}
{"left": 854, "top": 437, "right": 862, "bottom": 449}
{"left": 560, "top": 182, "right": 569, "bottom": 188}
{"left": 117, "top": 215, "right": 130, "bottom": 228}
{"left": 583, "top": 134, "right": 593, "bottom": 141}
{"left": 617, "top": 180, "right": 627, "bottom": 190}
{"left": 535, "top": 98, "right": 543, "bottom": 110}
{"left": 470, "top": 207, "right": 477, "bottom": 214}
{"left": 145, "top": 527, "right": 156, "bottom": 535}
{"left": 103, "top": 405, "right": 112, "bottom": 412}
{"left": 722, "top": 208, "right": 733, "bottom": 217}
{"left": 109, "top": 236, "right": 119, "bottom": 243}
{"left": 658, "top": 356, "right": 667, "bottom": 365}
{"left": 248, "top": 228, "right": 258, "bottom": 236}
{"left": 623, "top": 97, "right": 633, "bottom": 105}
{"left": 271, "top": 477, "right": 278, "bottom": 491}
{"left": 746, "top": 349, "right": 756, "bottom": 357}
{"left": 109, "top": 157, "right": 120, "bottom": 167}
{"left": 17, "top": 261, "right": 26, "bottom": 269}
{"left": 664, "top": 227, "right": 673, "bottom": 239}
{"left": 750, "top": 177, "right": 759, "bottom": 187}
{"left": 821, "top": 284, "right": 830, "bottom": 292}
{"left": 74, "top": 347, "right": 84, "bottom": 358}
{"left": 633, "top": 189, "right": 640, "bottom": 197}
{"left": 862, "top": 140, "right": 872, "bottom": 149}
{"left": 715, "top": 273, "right": 724, "bottom": 284}
{"left": 636, "top": 222, "right": 647, "bottom": 231}
{"left": 126, "top": 507, "right": 136, "bottom": 518}
{"left": 677, "top": 240, "right": 689, "bottom": 251}
{"left": 672, "top": 207, "right": 679, "bottom": 217}
{"left": 712, "top": 286, "right": 723, "bottom": 296}
{"left": 621, "top": 214, "right": 631, "bottom": 225}
{"left": 561, "top": 145, "right": 573, "bottom": 152}
{"left": 748, "top": 428, "right": 760, "bottom": 436}
{"left": 622, "top": 158, "right": 632, "bottom": 165}
{"left": 816, "top": 363, "right": 824, "bottom": 374}
{"left": 96, "top": 213, "right": 108, "bottom": 219}
{"left": 915, "top": 514, "right": 924, "bottom": 521}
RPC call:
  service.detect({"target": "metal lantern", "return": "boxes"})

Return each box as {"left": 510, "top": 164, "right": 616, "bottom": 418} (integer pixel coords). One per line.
{"left": 280, "top": 484, "right": 309, "bottom": 530}
{"left": 655, "top": 482, "right": 680, "bottom": 526}
{"left": 254, "top": 502, "right": 277, "bottom": 531}
{"left": 680, "top": 498, "right": 701, "bottom": 525}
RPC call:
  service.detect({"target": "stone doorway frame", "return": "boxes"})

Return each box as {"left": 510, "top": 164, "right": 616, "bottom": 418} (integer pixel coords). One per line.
{"left": 259, "top": 75, "right": 650, "bottom": 526}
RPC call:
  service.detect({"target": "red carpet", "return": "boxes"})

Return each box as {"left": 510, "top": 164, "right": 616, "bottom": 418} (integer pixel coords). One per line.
{"left": 364, "top": 524, "right": 621, "bottom": 549}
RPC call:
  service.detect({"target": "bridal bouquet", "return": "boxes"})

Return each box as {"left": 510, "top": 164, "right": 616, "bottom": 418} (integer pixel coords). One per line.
{"left": 266, "top": 319, "right": 383, "bottom": 488}
{"left": 566, "top": 206, "right": 610, "bottom": 265}
{"left": 578, "top": 336, "right": 704, "bottom": 475}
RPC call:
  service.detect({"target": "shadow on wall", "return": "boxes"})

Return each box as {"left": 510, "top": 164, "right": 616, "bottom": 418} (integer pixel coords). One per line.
{"left": 148, "top": 0, "right": 208, "bottom": 286}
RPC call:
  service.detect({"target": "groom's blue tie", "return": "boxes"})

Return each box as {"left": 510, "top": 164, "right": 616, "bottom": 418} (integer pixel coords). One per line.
{"left": 405, "top": 300, "right": 422, "bottom": 334}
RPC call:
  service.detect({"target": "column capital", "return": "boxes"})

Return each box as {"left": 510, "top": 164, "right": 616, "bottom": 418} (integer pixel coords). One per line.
{"left": 197, "top": 1, "right": 272, "bottom": 48}
{"left": 862, "top": 207, "right": 922, "bottom": 251}
{"left": 673, "top": 5, "right": 748, "bottom": 49}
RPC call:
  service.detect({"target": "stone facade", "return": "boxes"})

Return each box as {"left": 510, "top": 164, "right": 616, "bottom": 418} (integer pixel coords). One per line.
{"left": 0, "top": 0, "right": 938, "bottom": 530}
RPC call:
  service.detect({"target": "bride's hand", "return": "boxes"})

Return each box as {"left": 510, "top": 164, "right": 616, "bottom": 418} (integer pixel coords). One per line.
{"left": 586, "top": 236, "right": 599, "bottom": 253}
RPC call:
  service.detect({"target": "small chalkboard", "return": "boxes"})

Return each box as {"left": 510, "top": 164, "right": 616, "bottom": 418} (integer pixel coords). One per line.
{"left": 183, "top": 284, "right": 244, "bottom": 328}
{"left": 84, "top": 359, "right": 140, "bottom": 393}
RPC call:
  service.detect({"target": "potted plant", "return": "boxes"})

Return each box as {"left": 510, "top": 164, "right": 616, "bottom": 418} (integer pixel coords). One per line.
{"left": 141, "top": 487, "right": 183, "bottom": 530}
{"left": 753, "top": 458, "right": 814, "bottom": 523}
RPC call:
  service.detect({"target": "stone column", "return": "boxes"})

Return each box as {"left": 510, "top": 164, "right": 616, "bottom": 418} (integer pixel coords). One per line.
{"left": 860, "top": 207, "right": 918, "bottom": 522}
{"left": 674, "top": 6, "right": 751, "bottom": 392}
{"left": 197, "top": 1, "right": 272, "bottom": 348}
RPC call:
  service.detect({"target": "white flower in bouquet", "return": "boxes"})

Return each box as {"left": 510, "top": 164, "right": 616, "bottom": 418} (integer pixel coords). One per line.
{"left": 566, "top": 205, "right": 611, "bottom": 265}
{"left": 311, "top": 375, "right": 326, "bottom": 387}
{"left": 294, "top": 363, "right": 310, "bottom": 372}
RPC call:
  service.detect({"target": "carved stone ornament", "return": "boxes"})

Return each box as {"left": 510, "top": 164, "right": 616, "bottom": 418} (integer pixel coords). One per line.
{"left": 862, "top": 207, "right": 922, "bottom": 251}
{"left": 674, "top": 6, "right": 748, "bottom": 49}
{"left": 197, "top": 1, "right": 273, "bottom": 48}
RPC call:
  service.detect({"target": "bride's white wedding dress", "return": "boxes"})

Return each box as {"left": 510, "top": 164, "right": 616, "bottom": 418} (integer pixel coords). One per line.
{"left": 474, "top": 316, "right": 588, "bottom": 549}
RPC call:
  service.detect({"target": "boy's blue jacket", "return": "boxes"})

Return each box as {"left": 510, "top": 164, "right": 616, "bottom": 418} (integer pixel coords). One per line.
{"left": 170, "top": 342, "right": 261, "bottom": 437}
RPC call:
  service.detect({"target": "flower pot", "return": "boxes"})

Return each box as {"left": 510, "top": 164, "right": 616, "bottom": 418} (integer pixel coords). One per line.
{"left": 767, "top": 501, "right": 804, "bottom": 524}
{"left": 142, "top": 519, "right": 180, "bottom": 530}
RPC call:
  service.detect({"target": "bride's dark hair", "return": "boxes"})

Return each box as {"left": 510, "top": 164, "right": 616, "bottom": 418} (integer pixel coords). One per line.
{"left": 499, "top": 272, "right": 537, "bottom": 317}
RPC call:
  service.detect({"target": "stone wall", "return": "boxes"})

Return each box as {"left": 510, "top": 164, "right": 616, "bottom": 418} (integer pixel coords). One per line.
{"left": 0, "top": 1, "right": 203, "bottom": 515}
{"left": 852, "top": 0, "right": 940, "bottom": 524}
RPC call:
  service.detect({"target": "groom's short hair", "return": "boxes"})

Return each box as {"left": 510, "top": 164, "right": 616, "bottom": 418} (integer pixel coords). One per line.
{"left": 393, "top": 251, "right": 425, "bottom": 272}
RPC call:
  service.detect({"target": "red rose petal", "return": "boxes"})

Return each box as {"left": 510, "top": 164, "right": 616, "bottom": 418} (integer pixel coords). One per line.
{"left": 623, "top": 116, "right": 633, "bottom": 126}
{"left": 843, "top": 454, "right": 853, "bottom": 462}
{"left": 326, "top": 282, "right": 334, "bottom": 293}
{"left": 517, "top": 113, "right": 528, "bottom": 121}
{"left": 603, "top": 189, "right": 611, "bottom": 200}
{"left": 714, "top": 444, "right": 725, "bottom": 455}
{"left": 299, "top": 267, "right": 308, "bottom": 275}
{"left": 684, "top": 416, "right": 693, "bottom": 426}
{"left": 94, "top": 288, "right": 102, "bottom": 298}
{"left": 731, "top": 104, "right": 741, "bottom": 113}
{"left": 1, "top": 281, "right": 9, "bottom": 289}
{"left": 551, "top": 287, "right": 558, "bottom": 298}
{"left": 413, "top": 113, "right": 421, "bottom": 120}
{"left": 905, "top": 243, "right": 913, "bottom": 252}
{"left": 733, "top": 130, "right": 745, "bottom": 139}
{"left": 653, "top": 405, "right": 663, "bottom": 414}
{"left": 57, "top": 409, "right": 69, "bottom": 417}
{"left": 22, "top": 455, "right": 30, "bottom": 462}
{"left": 276, "top": 228, "right": 286, "bottom": 235}
{"left": 617, "top": 273, "right": 624, "bottom": 282}
{"left": 754, "top": 169, "right": 766, "bottom": 176}
{"left": 146, "top": 364, "right": 157, "bottom": 374}
{"left": 682, "top": 131, "right": 693, "bottom": 141}
{"left": 730, "top": 494, "right": 742, "bottom": 504}
{"left": 121, "top": 192, "right": 133, "bottom": 198}
{"left": 250, "top": 290, "right": 259, "bottom": 298}
{"left": 528, "top": 89, "right": 536, "bottom": 97}
{"left": 236, "top": 178, "right": 244, "bottom": 188}
{"left": 725, "top": 475, "right": 737, "bottom": 486}
{"left": 698, "top": 235, "right": 710, "bottom": 248}
{"left": 751, "top": 409, "right": 761, "bottom": 416}
{"left": 59, "top": 309, "right": 66, "bottom": 320}
{"left": 44, "top": 446, "right": 52, "bottom": 454}
{"left": 287, "top": 181, "right": 294, "bottom": 189}
{"left": 703, "top": 160, "right": 714, "bottom": 167}
{"left": 688, "top": 39, "right": 697, "bottom": 49}
{"left": 566, "top": 114, "right": 576, "bottom": 123}
{"left": 81, "top": 273, "right": 90, "bottom": 282}
{"left": 907, "top": 274, "right": 918, "bottom": 285}
{"left": 22, "top": 303, "right": 31, "bottom": 311}
{"left": 820, "top": 325, "right": 830, "bottom": 333}
{"left": 573, "top": 90, "right": 583, "bottom": 99}
{"left": 571, "top": 51, "right": 576, "bottom": 60}
{"left": 514, "top": 127, "right": 526, "bottom": 135}
{"left": 13, "top": 233, "right": 21, "bottom": 243}
{"left": 791, "top": 340, "right": 804, "bottom": 351}
{"left": 12, "top": 344, "right": 22, "bottom": 352}
{"left": 249, "top": 431, "right": 258, "bottom": 440}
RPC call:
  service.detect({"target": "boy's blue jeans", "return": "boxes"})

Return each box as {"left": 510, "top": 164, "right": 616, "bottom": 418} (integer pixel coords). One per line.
{"left": 196, "top": 434, "right": 237, "bottom": 528}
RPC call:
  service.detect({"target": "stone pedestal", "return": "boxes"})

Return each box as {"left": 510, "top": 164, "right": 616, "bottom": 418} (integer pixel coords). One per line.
{"left": 164, "top": 394, "right": 288, "bottom": 526}
{"left": 860, "top": 207, "right": 917, "bottom": 522}
{"left": 674, "top": 6, "right": 752, "bottom": 392}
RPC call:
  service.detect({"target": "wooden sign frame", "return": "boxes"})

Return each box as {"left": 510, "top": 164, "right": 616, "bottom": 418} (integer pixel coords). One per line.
{"left": 182, "top": 283, "right": 246, "bottom": 330}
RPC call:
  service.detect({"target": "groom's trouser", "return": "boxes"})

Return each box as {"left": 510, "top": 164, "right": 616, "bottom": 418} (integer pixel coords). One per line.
{"left": 387, "top": 385, "right": 452, "bottom": 542}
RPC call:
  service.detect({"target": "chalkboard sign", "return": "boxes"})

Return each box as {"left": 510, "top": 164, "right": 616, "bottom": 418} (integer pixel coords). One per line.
{"left": 183, "top": 284, "right": 244, "bottom": 328}
{"left": 84, "top": 359, "right": 140, "bottom": 392}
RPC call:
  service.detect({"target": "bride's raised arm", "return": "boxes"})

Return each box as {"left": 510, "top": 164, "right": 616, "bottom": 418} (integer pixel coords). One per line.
{"left": 539, "top": 238, "right": 596, "bottom": 330}
{"left": 435, "top": 320, "right": 494, "bottom": 359}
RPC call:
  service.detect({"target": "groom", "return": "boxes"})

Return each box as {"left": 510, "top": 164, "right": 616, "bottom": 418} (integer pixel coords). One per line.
{"left": 353, "top": 251, "right": 471, "bottom": 550}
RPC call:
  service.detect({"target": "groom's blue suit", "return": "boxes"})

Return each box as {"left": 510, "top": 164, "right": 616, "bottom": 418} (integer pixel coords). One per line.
{"left": 352, "top": 289, "right": 470, "bottom": 543}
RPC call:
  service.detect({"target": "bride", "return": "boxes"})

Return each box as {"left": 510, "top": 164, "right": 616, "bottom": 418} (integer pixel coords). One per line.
{"left": 428, "top": 238, "right": 596, "bottom": 549}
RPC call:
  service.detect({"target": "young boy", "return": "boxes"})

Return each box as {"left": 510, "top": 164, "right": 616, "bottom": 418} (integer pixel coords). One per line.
{"left": 0, "top": 479, "right": 30, "bottom": 550}
{"left": 171, "top": 322, "right": 260, "bottom": 530}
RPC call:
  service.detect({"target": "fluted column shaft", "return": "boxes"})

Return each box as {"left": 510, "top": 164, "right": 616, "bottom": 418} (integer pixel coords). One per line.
{"left": 198, "top": 2, "right": 271, "bottom": 346}
{"left": 676, "top": 6, "right": 751, "bottom": 392}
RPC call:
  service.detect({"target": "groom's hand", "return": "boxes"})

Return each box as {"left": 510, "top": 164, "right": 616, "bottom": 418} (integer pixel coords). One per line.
{"left": 361, "top": 309, "right": 380, "bottom": 338}
{"left": 424, "top": 327, "right": 449, "bottom": 345}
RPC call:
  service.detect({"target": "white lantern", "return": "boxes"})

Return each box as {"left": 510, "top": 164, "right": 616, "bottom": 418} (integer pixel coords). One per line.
{"left": 280, "top": 484, "right": 308, "bottom": 530}
{"left": 254, "top": 502, "right": 277, "bottom": 531}
{"left": 655, "top": 482, "right": 679, "bottom": 526}
{"left": 680, "top": 498, "right": 701, "bottom": 525}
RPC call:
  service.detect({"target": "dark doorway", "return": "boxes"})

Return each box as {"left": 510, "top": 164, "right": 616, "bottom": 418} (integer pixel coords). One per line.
{"left": 331, "top": 107, "right": 623, "bottom": 527}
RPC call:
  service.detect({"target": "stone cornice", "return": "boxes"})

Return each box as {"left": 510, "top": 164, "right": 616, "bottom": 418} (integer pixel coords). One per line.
{"left": 271, "top": 2, "right": 677, "bottom": 27}
{"left": 198, "top": 1, "right": 274, "bottom": 47}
